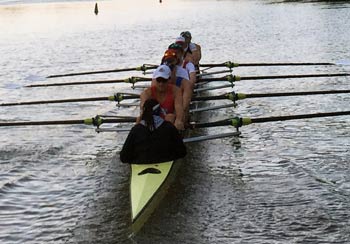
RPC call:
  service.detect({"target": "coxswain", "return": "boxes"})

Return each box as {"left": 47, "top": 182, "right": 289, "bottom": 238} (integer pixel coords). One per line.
{"left": 120, "top": 98, "right": 186, "bottom": 164}
{"left": 140, "top": 64, "right": 184, "bottom": 130}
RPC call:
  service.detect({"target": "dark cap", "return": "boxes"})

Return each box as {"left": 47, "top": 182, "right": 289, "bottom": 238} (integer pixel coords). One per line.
{"left": 168, "top": 43, "right": 183, "bottom": 50}
{"left": 180, "top": 31, "right": 191, "bottom": 39}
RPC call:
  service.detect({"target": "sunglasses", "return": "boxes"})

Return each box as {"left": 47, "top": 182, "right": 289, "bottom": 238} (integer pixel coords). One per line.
{"left": 156, "top": 77, "right": 168, "bottom": 83}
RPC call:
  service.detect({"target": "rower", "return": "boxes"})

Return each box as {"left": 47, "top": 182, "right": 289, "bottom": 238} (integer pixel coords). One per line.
{"left": 140, "top": 64, "right": 184, "bottom": 131}
{"left": 175, "top": 36, "right": 197, "bottom": 88}
{"left": 180, "top": 31, "right": 202, "bottom": 71}
{"left": 165, "top": 43, "right": 193, "bottom": 125}
{"left": 120, "top": 98, "right": 186, "bottom": 164}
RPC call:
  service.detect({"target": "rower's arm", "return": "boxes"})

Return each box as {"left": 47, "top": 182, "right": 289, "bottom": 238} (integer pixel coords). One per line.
{"left": 138, "top": 89, "right": 151, "bottom": 123}
{"left": 196, "top": 44, "right": 201, "bottom": 61}
{"left": 185, "top": 61, "right": 197, "bottom": 87}
{"left": 174, "top": 86, "right": 185, "bottom": 130}
{"left": 189, "top": 72, "right": 196, "bottom": 87}
{"left": 193, "top": 44, "right": 202, "bottom": 65}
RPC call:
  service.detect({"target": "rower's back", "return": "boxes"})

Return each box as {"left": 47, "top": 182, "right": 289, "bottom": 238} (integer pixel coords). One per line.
{"left": 120, "top": 99, "right": 186, "bottom": 164}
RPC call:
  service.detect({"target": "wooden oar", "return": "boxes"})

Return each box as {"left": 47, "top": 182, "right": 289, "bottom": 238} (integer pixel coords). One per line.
{"left": 46, "top": 64, "right": 158, "bottom": 79}
{"left": 192, "top": 90, "right": 350, "bottom": 102}
{"left": 193, "top": 111, "right": 350, "bottom": 129}
{"left": 95, "top": 111, "right": 350, "bottom": 133}
{"left": 4, "top": 89, "right": 349, "bottom": 107}
{"left": 46, "top": 60, "right": 349, "bottom": 79}
{"left": 26, "top": 77, "right": 151, "bottom": 88}
{"left": 95, "top": 126, "right": 242, "bottom": 142}
{"left": 199, "top": 73, "right": 350, "bottom": 83}
{"left": 0, "top": 93, "right": 139, "bottom": 106}
{"left": 200, "top": 61, "right": 341, "bottom": 69}
{"left": 197, "top": 70, "right": 231, "bottom": 77}
{"left": 194, "top": 84, "right": 234, "bottom": 93}
{"left": 30, "top": 70, "right": 228, "bottom": 88}
{"left": 27, "top": 72, "right": 350, "bottom": 88}
{"left": 0, "top": 116, "right": 136, "bottom": 127}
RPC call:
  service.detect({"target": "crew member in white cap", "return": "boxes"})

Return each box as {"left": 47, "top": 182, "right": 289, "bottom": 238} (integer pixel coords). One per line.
{"left": 163, "top": 45, "right": 192, "bottom": 126}
{"left": 175, "top": 36, "right": 197, "bottom": 88}
{"left": 140, "top": 64, "right": 184, "bottom": 130}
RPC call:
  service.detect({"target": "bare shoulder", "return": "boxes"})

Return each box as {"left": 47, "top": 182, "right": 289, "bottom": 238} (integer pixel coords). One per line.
{"left": 141, "top": 87, "right": 152, "bottom": 97}
{"left": 192, "top": 43, "right": 201, "bottom": 52}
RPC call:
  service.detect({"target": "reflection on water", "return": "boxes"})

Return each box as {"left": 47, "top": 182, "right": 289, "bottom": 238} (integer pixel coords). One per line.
{"left": 1, "top": 0, "right": 350, "bottom": 243}
{"left": 0, "top": 0, "right": 95, "bottom": 5}
{"left": 269, "top": 0, "right": 350, "bottom": 10}
{"left": 270, "top": 0, "right": 350, "bottom": 4}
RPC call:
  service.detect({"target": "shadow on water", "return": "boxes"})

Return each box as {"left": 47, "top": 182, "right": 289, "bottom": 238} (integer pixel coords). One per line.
{"left": 269, "top": 0, "right": 350, "bottom": 3}
{"left": 0, "top": 0, "right": 96, "bottom": 5}
{"left": 268, "top": 0, "right": 350, "bottom": 8}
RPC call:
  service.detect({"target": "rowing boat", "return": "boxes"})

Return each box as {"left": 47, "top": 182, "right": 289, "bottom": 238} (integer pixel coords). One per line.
{"left": 129, "top": 104, "right": 197, "bottom": 234}
{"left": 130, "top": 64, "right": 203, "bottom": 233}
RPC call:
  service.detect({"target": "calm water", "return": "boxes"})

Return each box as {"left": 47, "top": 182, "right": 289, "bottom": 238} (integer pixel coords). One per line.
{"left": 1, "top": 0, "right": 350, "bottom": 243}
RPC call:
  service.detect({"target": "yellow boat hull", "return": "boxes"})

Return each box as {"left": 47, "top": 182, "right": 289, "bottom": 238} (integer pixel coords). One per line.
{"left": 130, "top": 160, "right": 182, "bottom": 233}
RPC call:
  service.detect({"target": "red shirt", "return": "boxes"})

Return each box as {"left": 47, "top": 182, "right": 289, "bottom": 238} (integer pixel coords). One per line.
{"left": 151, "top": 84, "right": 175, "bottom": 115}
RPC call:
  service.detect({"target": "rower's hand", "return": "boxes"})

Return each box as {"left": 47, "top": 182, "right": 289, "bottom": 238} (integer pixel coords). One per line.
{"left": 175, "top": 120, "right": 185, "bottom": 131}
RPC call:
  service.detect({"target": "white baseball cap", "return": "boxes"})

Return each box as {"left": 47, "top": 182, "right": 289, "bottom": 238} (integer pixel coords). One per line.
{"left": 153, "top": 65, "right": 171, "bottom": 79}
{"left": 175, "top": 36, "right": 185, "bottom": 43}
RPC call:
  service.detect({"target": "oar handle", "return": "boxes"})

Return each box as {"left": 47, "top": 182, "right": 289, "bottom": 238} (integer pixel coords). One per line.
{"left": 192, "top": 117, "right": 250, "bottom": 128}
{"left": 200, "top": 61, "right": 239, "bottom": 69}
{"left": 199, "top": 75, "right": 240, "bottom": 82}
